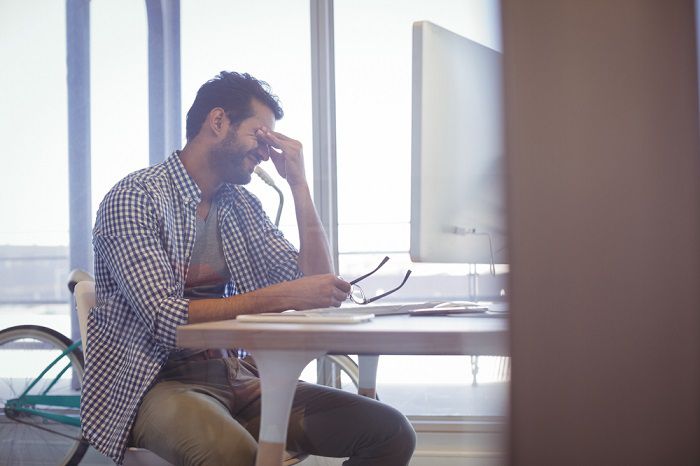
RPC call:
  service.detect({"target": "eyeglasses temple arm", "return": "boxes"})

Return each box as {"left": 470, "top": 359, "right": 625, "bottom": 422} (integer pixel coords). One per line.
{"left": 365, "top": 269, "right": 412, "bottom": 304}
{"left": 349, "top": 256, "right": 390, "bottom": 285}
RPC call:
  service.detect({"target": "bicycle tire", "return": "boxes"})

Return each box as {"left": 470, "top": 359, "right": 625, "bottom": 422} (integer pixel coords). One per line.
{"left": 0, "top": 325, "right": 88, "bottom": 466}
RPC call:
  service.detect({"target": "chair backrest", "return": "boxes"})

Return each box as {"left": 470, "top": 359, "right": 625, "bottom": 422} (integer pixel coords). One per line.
{"left": 73, "top": 279, "right": 177, "bottom": 466}
{"left": 74, "top": 280, "right": 96, "bottom": 352}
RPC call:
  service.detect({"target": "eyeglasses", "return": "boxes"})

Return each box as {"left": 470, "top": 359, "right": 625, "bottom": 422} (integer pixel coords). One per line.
{"left": 347, "top": 256, "right": 412, "bottom": 305}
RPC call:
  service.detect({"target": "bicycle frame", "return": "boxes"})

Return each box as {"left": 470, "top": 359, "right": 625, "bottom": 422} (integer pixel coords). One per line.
{"left": 4, "top": 339, "right": 83, "bottom": 427}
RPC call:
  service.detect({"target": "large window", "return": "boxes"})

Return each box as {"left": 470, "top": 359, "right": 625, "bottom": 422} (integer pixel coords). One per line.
{"left": 0, "top": 0, "right": 149, "bottom": 336}
{"left": 334, "top": 0, "right": 503, "bottom": 297}
{"left": 181, "top": 0, "right": 312, "bottom": 246}
{"left": 0, "top": 0, "right": 70, "bottom": 333}
{"left": 334, "top": 0, "right": 507, "bottom": 416}
{"left": 90, "top": 0, "right": 149, "bottom": 218}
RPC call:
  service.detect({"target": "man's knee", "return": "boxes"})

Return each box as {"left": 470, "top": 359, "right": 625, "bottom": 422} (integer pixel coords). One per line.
{"left": 370, "top": 403, "right": 416, "bottom": 464}
{"left": 388, "top": 406, "right": 416, "bottom": 459}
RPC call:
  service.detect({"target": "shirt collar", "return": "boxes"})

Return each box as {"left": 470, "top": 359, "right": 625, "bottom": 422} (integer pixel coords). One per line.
{"left": 165, "top": 151, "right": 202, "bottom": 206}
{"left": 164, "top": 151, "right": 245, "bottom": 207}
{"left": 216, "top": 182, "right": 239, "bottom": 204}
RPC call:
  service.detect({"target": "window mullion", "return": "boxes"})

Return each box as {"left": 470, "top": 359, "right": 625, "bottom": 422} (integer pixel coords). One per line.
{"left": 310, "top": 0, "right": 339, "bottom": 273}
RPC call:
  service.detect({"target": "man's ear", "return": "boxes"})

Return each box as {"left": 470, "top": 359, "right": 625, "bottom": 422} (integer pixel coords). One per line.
{"left": 207, "top": 107, "right": 227, "bottom": 138}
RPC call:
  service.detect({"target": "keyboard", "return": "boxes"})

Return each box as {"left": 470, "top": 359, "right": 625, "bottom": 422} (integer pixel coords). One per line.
{"left": 236, "top": 301, "right": 509, "bottom": 324}
{"left": 299, "top": 301, "right": 508, "bottom": 317}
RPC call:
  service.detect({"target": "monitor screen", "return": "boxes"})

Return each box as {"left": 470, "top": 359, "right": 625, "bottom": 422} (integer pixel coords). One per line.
{"left": 410, "top": 21, "right": 506, "bottom": 265}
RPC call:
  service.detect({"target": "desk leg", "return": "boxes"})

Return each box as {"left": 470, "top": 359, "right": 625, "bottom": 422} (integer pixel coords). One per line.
{"left": 251, "top": 349, "right": 325, "bottom": 466}
{"left": 357, "top": 355, "right": 379, "bottom": 399}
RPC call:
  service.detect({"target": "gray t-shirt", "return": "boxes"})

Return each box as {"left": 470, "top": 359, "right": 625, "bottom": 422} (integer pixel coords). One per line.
{"left": 170, "top": 199, "right": 231, "bottom": 360}
{"left": 184, "top": 199, "right": 231, "bottom": 299}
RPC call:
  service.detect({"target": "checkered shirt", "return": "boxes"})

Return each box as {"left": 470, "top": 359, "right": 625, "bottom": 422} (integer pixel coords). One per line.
{"left": 81, "top": 152, "right": 302, "bottom": 464}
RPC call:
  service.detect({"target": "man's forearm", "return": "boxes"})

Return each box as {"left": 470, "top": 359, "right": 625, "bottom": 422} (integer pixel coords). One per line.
{"left": 188, "top": 282, "right": 291, "bottom": 324}
{"left": 290, "top": 182, "right": 334, "bottom": 275}
{"left": 253, "top": 127, "right": 334, "bottom": 276}
{"left": 187, "top": 275, "right": 350, "bottom": 324}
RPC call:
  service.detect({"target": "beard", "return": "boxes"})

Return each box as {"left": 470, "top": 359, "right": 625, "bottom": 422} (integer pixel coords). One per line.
{"left": 211, "top": 130, "right": 256, "bottom": 185}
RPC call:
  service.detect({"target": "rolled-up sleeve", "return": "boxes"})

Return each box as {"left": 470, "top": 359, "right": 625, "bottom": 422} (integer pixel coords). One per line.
{"left": 261, "top": 214, "right": 303, "bottom": 283}
{"left": 93, "top": 183, "right": 188, "bottom": 350}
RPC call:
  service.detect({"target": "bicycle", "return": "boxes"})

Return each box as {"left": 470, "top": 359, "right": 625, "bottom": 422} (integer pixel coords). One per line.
{"left": 0, "top": 323, "right": 87, "bottom": 465}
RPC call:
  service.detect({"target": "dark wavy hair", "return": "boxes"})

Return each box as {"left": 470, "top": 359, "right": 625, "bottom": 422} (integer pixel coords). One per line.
{"left": 185, "top": 71, "right": 284, "bottom": 142}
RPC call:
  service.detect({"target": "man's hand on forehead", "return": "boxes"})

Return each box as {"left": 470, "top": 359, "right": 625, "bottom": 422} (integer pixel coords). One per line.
{"left": 256, "top": 127, "right": 281, "bottom": 149}
{"left": 254, "top": 127, "right": 306, "bottom": 187}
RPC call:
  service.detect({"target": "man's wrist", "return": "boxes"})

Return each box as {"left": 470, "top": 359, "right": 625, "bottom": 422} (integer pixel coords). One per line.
{"left": 288, "top": 178, "right": 311, "bottom": 194}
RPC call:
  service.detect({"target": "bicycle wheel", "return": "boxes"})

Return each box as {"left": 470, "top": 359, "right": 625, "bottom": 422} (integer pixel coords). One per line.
{"left": 0, "top": 325, "right": 88, "bottom": 466}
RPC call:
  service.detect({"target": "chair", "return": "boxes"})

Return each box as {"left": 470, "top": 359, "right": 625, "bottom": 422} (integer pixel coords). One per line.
{"left": 72, "top": 277, "right": 306, "bottom": 466}
{"left": 74, "top": 280, "right": 173, "bottom": 466}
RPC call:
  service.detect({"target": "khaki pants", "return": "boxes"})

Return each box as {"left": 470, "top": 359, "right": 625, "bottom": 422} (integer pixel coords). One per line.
{"left": 131, "top": 357, "right": 415, "bottom": 466}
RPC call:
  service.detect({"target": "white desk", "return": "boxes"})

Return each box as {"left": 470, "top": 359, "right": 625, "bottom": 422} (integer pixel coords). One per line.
{"left": 176, "top": 313, "right": 508, "bottom": 466}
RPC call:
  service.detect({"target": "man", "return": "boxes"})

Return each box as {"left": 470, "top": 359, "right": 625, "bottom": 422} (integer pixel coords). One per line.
{"left": 81, "top": 71, "right": 415, "bottom": 465}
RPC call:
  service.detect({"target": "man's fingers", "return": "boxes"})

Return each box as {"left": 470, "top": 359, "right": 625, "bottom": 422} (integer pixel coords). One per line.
{"left": 255, "top": 129, "right": 276, "bottom": 148}
{"left": 264, "top": 128, "right": 293, "bottom": 142}
{"left": 268, "top": 152, "right": 287, "bottom": 178}
{"left": 257, "top": 128, "right": 299, "bottom": 153}
{"left": 333, "top": 276, "right": 352, "bottom": 293}
{"left": 334, "top": 289, "right": 349, "bottom": 302}
{"left": 269, "top": 151, "right": 285, "bottom": 165}
{"left": 257, "top": 128, "right": 284, "bottom": 146}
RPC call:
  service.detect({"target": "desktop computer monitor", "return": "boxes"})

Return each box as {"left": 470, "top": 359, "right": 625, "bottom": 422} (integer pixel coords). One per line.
{"left": 410, "top": 21, "right": 506, "bottom": 265}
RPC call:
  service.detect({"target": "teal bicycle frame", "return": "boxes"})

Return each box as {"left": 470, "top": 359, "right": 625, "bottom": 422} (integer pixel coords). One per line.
{"left": 4, "top": 340, "right": 82, "bottom": 427}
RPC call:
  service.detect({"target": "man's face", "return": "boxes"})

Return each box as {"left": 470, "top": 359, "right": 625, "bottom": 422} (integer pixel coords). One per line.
{"left": 211, "top": 98, "right": 276, "bottom": 185}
